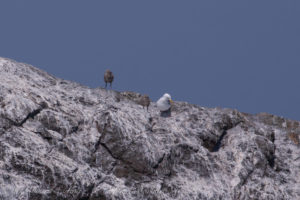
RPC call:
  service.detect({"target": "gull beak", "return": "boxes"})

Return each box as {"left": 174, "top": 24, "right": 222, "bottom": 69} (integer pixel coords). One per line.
{"left": 169, "top": 99, "right": 173, "bottom": 104}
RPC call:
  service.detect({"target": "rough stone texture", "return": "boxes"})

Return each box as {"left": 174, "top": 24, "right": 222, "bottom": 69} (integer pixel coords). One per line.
{"left": 0, "top": 57, "right": 299, "bottom": 200}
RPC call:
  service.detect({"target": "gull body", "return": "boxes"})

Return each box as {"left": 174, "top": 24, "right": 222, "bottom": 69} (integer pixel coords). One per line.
{"left": 157, "top": 93, "right": 172, "bottom": 111}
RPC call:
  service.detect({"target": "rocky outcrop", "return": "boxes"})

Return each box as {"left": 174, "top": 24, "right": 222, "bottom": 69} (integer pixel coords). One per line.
{"left": 0, "top": 57, "right": 299, "bottom": 200}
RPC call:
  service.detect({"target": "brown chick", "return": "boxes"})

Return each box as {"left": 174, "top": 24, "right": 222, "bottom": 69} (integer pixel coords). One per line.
{"left": 140, "top": 94, "right": 151, "bottom": 111}
{"left": 104, "top": 70, "right": 114, "bottom": 88}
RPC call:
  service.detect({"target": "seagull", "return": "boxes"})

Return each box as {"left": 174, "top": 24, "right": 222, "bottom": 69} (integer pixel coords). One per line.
{"left": 104, "top": 69, "right": 114, "bottom": 88}
{"left": 157, "top": 93, "right": 173, "bottom": 116}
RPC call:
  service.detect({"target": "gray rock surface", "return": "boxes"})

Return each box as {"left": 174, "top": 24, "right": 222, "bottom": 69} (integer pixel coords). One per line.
{"left": 0, "top": 57, "right": 299, "bottom": 200}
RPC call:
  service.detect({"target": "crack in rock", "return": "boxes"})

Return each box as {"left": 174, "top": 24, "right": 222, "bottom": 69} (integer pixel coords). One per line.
{"left": 212, "top": 129, "right": 228, "bottom": 152}
{"left": 99, "top": 142, "right": 117, "bottom": 160}
{"left": 240, "top": 168, "right": 255, "bottom": 187}
{"left": 212, "top": 121, "right": 243, "bottom": 152}
{"left": 153, "top": 153, "right": 165, "bottom": 169}
{"left": 4, "top": 103, "right": 47, "bottom": 127}
{"left": 93, "top": 122, "right": 150, "bottom": 175}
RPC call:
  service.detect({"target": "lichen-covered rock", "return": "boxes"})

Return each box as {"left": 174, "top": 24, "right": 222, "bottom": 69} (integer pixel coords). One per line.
{"left": 0, "top": 57, "right": 299, "bottom": 200}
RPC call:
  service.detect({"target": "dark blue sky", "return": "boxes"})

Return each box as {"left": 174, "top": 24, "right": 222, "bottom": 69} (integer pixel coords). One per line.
{"left": 0, "top": 1, "right": 299, "bottom": 120}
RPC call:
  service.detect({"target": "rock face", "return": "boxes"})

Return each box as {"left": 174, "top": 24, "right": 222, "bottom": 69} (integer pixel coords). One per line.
{"left": 0, "top": 57, "right": 299, "bottom": 200}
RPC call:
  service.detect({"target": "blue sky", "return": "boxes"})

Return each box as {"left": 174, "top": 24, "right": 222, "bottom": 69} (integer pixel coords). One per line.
{"left": 0, "top": 1, "right": 299, "bottom": 120}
